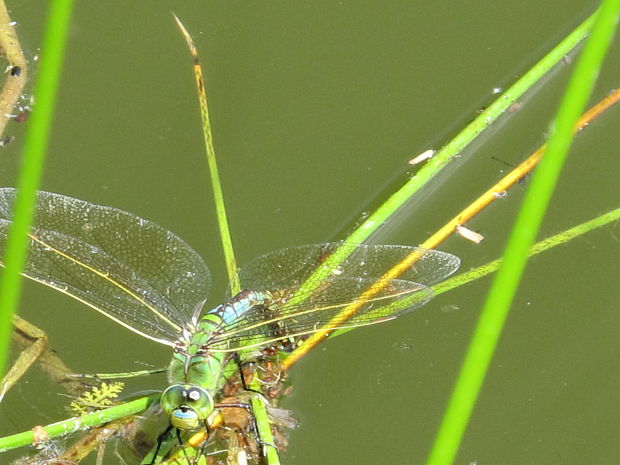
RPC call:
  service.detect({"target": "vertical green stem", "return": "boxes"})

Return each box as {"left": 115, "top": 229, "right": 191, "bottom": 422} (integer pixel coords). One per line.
{"left": 173, "top": 15, "right": 240, "bottom": 295}
{"left": 173, "top": 16, "right": 278, "bottom": 465}
{"left": 0, "top": 0, "right": 75, "bottom": 380}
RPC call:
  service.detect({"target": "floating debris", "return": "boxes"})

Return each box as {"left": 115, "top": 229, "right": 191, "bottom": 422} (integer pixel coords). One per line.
{"left": 456, "top": 225, "right": 484, "bottom": 244}
{"left": 408, "top": 149, "right": 435, "bottom": 165}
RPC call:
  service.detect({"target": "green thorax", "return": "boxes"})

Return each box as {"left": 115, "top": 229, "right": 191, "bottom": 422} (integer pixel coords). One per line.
{"left": 167, "top": 290, "right": 274, "bottom": 392}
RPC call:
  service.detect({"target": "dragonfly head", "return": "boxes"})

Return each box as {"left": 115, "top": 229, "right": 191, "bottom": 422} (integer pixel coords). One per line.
{"left": 161, "top": 384, "right": 214, "bottom": 430}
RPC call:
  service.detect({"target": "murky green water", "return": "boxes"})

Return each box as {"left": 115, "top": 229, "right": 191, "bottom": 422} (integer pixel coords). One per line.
{"left": 1, "top": 1, "right": 619, "bottom": 464}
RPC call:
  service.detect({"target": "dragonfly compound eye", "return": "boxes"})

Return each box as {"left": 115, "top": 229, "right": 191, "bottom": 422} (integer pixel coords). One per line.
{"left": 161, "top": 384, "right": 214, "bottom": 430}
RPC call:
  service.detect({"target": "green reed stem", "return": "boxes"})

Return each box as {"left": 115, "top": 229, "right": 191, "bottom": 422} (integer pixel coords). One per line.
{"left": 172, "top": 16, "right": 277, "bottom": 465}
{"left": 0, "top": 0, "right": 75, "bottom": 380}
{"left": 425, "top": 3, "right": 620, "bottom": 465}
{"left": 290, "top": 10, "right": 596, "bottom": 304}
{"left": 431, "top": 206, "right": 620, "bottom": 298}
{"left": 2, "top": 204, "right": 617, "bottom": 453}
{"left": 332, "top": 205, "right": 620, "bottom": 339}
{"left": 173, "top": 14, "right": 240, "bottom": 295}
{"left": 0, "top": 394, "right": 159, "bottom": 452}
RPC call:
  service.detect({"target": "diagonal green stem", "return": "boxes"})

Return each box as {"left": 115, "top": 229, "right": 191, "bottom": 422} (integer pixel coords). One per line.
{"left": 288, "top": 10, "right": 596, "bottom": 306}
{"left": 425, "top": 3, "right": 620, "bottom": 465}
{"left": 0, "top": 394, "right": 159, "bottom": 453}
{"left": 430, "top": 206, "right": 620, "bottom": 299}
{"left": 283, "top": 8, "right": 598, "bottom": 367}
{"left": 1, "top": 204, "right": 617, "bottom": 453}
{"left": 332, "top": 205, "right": 620, "bottom": 339}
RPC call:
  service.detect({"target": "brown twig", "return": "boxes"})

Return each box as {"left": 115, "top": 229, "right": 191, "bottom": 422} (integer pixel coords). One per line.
{"left": 5, "top": 315, "right": 86, "bottom": 397}
{"left": 0, "top": 0, "right": 27, "bottom": 139}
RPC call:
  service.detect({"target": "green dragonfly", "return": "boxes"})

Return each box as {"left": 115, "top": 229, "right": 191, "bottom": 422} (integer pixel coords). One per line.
{"left": 0, "top": 189, "right": 459, "bottom": 439}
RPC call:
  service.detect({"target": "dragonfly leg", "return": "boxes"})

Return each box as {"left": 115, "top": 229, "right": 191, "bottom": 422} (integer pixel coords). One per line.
{"left": 232, "top": 351, "right": 262, "bottom": 395}
{"left": 145, "top": 425, "right": 215, "bottom": 465}
{"left": 215, "top": 399, "right": 260, "bottom": 450}
{"left": 175, "top": 428, "right": 196, "bottom": 465}
{"left": 216, "top": 395, "right": 281, "bottom": 461}
{"left": 217, "top": 399, "right": 252, "bottom": 409}
{"left": 143, "top": 424, "right": 173, "bottom": 465}
{"left": 193, "top": 420, "right": 212, "bottom": 463}
{"left": 227, "top": 354, "right": 288, "bottom": 458}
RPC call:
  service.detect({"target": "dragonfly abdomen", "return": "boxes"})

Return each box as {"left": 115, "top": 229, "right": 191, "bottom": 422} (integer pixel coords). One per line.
{"left": 207, "top": 289, "right": 275, "bottom": 326}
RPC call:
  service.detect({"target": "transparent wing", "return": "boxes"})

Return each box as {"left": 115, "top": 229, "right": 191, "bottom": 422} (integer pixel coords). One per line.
{"left": 209, "top": 243, "right": 460, "bottom": 351}
{"left": 0, "top": 189, "right": 211, "bottom": 346}
{"left": 209, "top": 277, "right": 433, "bottom": 352}
{"left": 237, "top": 242, "right": 460, "bottom": 291}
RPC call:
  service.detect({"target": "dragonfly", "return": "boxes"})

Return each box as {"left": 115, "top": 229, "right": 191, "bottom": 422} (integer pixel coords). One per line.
{"left": 0, "top": 189, "right": 460, "bottom": 444}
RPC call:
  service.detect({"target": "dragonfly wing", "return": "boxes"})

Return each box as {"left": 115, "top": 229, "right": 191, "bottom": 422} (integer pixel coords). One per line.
{"left": 212, "top": 242, "right": 460, "bottom": 352}
{"left": 209, "top": 276, "right": 433, "bottom": 352}
{"left": 237, "top": 242, "right": 460, "bottom": 292}
{"left": 0, "top": 189, "right": 211, "bottom": 346}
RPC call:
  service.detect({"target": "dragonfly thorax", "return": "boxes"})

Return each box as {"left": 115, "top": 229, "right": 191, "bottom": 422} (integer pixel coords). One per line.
{"left": 161, "top": 384, "right": 214, "bottom": 430}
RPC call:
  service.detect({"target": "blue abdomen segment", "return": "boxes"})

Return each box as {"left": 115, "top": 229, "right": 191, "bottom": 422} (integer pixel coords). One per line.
{"left": 207, "top": 289, "right": 274, "bottom": 327}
